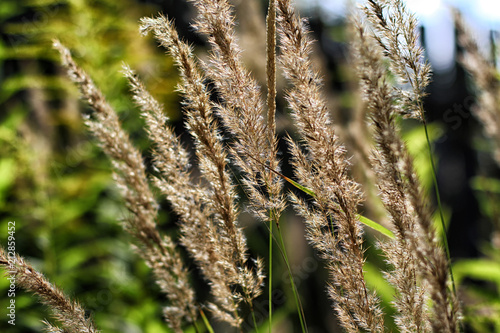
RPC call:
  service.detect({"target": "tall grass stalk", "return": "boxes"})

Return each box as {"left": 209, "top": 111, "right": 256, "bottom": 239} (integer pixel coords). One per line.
{"left": 266, "top": 1, "right": 276, "bottom": 331}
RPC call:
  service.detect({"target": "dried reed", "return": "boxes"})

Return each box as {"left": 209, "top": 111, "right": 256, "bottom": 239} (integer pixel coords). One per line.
{"left": 455, "top": 10, "right": 500, "bottom": 167}
{"left": 352, "top": 1, "right": 459, "bottom": 331}
{"left": 0, "top": 248, "right": 98, "bottom": 333}
{"left": 53, "top": 40, "right": 198, "bottom": 332}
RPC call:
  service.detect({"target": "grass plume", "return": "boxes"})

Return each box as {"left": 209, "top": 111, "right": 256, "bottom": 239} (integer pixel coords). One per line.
{"left": 53, "top": 40, "right": 198, "bottom": 332}
{"left": 0, "top": 248, "right": 98, "bottom": 333}
{"left": 352, "top": 1, "right": 459, "bottom": 331}
{"left": 455, "top": 10, "right": 500, "bottom": 167}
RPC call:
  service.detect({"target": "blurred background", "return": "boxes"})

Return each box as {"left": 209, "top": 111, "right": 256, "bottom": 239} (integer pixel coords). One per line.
{"left": 1, "top": 0, "right": 500, "bottom": 332}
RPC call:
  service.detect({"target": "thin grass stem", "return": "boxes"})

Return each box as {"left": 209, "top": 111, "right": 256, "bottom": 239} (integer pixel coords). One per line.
{"left": 422, "top": 117, "right": 457, "bottom": 297}
{"left": 275, "top": 226, "right": 308, "bottom": 333}
{"left": 258, "top": 206, "right": 308, "bottom": 333}
{"left": 268, "top": 211, "right": 273, "bottom": 333}
{"left": 250, "top": 303, "right": 260, "bottom": 333}
{"left": 199, "top": 309, "right": 215, "bottom": 333}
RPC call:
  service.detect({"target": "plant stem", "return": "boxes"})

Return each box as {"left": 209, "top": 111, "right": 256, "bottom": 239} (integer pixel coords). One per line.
{"left": 268, "top": 211, "right": 273, "bottom": 333}
{"left": 422, "top": 118, "right": 457, "bottom": 297}
{"left": 276, "top": 225, "right": 308, "bottom": 333}
{"left": 199, "top": 309, "right": 215, "bottom": 333}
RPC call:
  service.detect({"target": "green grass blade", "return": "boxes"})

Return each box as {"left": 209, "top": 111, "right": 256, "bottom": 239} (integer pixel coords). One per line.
{"left": 357, "top": 215, "right": 394, "bottom": 239}
{"left": 283, "top": 175, "right": 316, "bottom": 197}
{"left": 284, "top": 174, "right": 394, "bottom": 239}
{"left": 199, "top": 309, "right": 214, "bottom": 333}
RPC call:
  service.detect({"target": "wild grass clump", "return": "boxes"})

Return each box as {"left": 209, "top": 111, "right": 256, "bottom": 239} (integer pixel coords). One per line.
{"left": 8, "top": 0, "right": 500, "bottom": 331}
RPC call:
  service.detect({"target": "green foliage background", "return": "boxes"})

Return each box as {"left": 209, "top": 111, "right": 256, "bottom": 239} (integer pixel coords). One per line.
{"left": 0, "top": 0, "right": 181, "bottom": 332}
